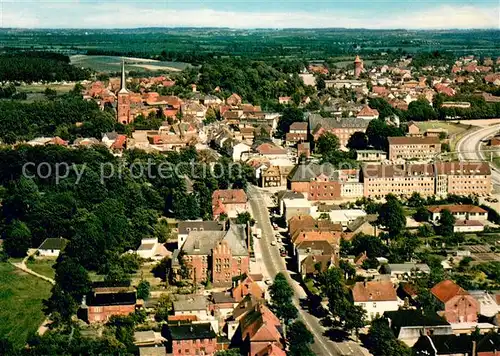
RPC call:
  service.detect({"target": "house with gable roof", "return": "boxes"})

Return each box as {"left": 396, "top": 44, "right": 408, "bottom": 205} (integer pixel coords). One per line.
{"left": 352, "top": 281, "right": 400, "bottom": 321}
{"left": 212, "top": 189, "right": 248, "bottom": 219}
{"left": 430, "top": 280, "right": 479, "bottom": 323}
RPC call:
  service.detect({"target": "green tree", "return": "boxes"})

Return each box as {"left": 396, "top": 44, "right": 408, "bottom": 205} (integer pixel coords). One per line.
{"left": 366, "top": 318, "right": 411, "bottom": 356}
{"left": 378, "top": 195, "right": 406, "bottom": 237}
{"left": 316, "top": 131, "right": 340, "bottom": 154}
{"left": 269, "top": 272, "right": 297, "bottom": 324}
{"left": 137, "top": 280, "right": 151, "bottom": 300}
{"left": 407, "top": 192, "right": 425, "bottom": 208}
{"left": 215, "top": 349, "right": 241, "bottom": 356}
{"left": 235, "top": 212, "right": 255, "bottom": 226}
{"left": 346, "top": 131, "right": 369, "bottom": 151}
{"left": 439, "top": 209, "right": 456, "bottom": 238}
{"left": 414, "top": 206, "right": 430, "bottom": 222}
{"left": 288, "top": 320, "right": 315, "bottom": 356}
{"left": 277, "top": 107, "right": 304, "bottom": 138}
{"left": 3, "top": 220, "right": 31, "bottom": 258}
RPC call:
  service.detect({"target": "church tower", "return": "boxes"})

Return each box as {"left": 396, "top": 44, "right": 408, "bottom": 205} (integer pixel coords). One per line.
{"left": 117, "top": 60, "right": 131, "bottom": 124}
{"left": 354, "top": 55, "right": 364, "bottom": 78}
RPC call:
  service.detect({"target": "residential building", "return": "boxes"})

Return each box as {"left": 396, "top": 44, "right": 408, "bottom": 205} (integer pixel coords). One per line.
{"left": 412, "top": 334, "right": 473, "bottom": 356}
{"left": 212, "top": 189, "right": 248, "bottom": 219}
{"left": 361, "top": 162, "right": 490, "bottom": 199}
{"left": 173, "top": 295, "right": 209, "bottom": 321}
{"left": 427, "top": 205, "right": 487, "bottom": 223}
{"left": 324, "top": 79, "right": 367, "bottom": 90}
{"left": 352, "top": 281, "right": 400, "bottom": 321}
{"left": 231, "top": 274, "right": 265, "bottom": 302}
{"left": 295, "top": 240, "right": 337, "bottom": 276}
{"left": 382, "top": 263, "right": 430, "bottom": 281}
{"left": 435, "top": 162, "right": 491, "bottom": 196}
{"left": 309, "top": 114, "right": 369, "bottom": 148}
{"left": 430, "top": 280, "right": 479, "bottom": 323}
{"left": 285, "top": 122, "right": 308, "bottom": 146}
{"left": 232, "top": 142, "right": 252, "bottom": 162}
{"left": 388, "top": 136, "right": 441, "bottom": 161}
{"left": 210, "top": 292, "right": 238, "bottom": 323}
{"left": 468, "top": 290, "right": 500, "bottom": 318}
{"left": 180, "top": 224, "right": 249, "bottom": 287}
{"left": 406, "top": 121, "right": 421, "bottom": 136}
{"left": 297, "top": 142, "right": 311, "bottom": 158}
{"left": 135, "top": 238, "right": 170, "bottom": 261}
{"left": 237, "top": 304, "right": 284, "bottom": 356}
{"left": 177, "top": 221, "right": 223, "bottom": 248}
{"left": 441, "top": 102, "right": 471, "bottom": 109}
{"left": 454, "top": 220, "right": 485, "bottom": 233}
{"left": 356, "top": 105, "right": 379, "bottom": 120}
{"left": 82, "top": 286, "right": 137, "bottom": 323}
{"left": 384, "top": 310, "right": 452, "bottom": 346}
{"left": 255, "top": 143, "right": 288, "bottom": 159}
{"left": 287, "top": 162, "right": 342, "bottom": 201}
{"left": 261, "top": 166, "right": 282, "bottom": 188}
{"left": 356, "top": 150, "right": 387, "bottom": 162}
{"left": 37, "top": 237, "right": 68, "bottom": 257}
{"left": 164, "top": 323, "right": 217, "bottom": 356}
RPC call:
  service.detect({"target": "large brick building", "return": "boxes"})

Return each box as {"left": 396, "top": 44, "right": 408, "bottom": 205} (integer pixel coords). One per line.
{"left": 82, "top": 286, "right": 137, "bottom": 323}
{"left": 287, "top": 162, "right": 342, "bottom": 200}
{"left": 164, "top": 323, "right": 217, "bottom": 356}
{"left": 431, "top": 280, "right": 479, "bottom": 323}
{"left": 361, "top": 162, "right": 491, "bottom": 199}
{"left": 179, "top": 224, "right": 249, "bottom": 287}
{"left": 388, "top": 136, "right": 441, "bottom": 161}
{"left": 309, "top": 114, "right": 369, "bottom": 149}
{"left": 212, "top": 189, "right": 248, "bottom": 219}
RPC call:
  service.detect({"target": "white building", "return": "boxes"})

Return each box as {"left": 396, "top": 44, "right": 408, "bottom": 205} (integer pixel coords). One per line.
{"left": 232, "top": 142, "right": 251, "bottom": 162}
{"left": 352, "top": 281, "right": 400, "bottom": 321}
{"left": 136, "top": 238, "right": 170, "bottom": 261}
{"left": 37, "top": 238, "right": 68, "bottom": 257}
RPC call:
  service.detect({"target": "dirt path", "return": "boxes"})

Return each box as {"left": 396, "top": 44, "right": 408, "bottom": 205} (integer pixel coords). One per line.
{"left": 10, "top": 249, "right": 55, "bottom": 335}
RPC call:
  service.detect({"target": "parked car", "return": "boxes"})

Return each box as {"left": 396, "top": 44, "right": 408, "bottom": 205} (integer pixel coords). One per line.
{"left": 271, "top": 240, "right": 277, "bottom": 246}
{"left": 279, "top": 248, "right": 287, "bottom": 257}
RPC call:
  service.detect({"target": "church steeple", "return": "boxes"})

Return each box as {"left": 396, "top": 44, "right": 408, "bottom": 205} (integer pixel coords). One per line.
{"left": 119, "top": 60, "right": 128, "bottom": 94}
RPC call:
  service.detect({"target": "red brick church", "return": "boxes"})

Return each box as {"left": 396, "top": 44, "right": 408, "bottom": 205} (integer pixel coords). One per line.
{"left": 117, "top": 61, "right": 132, "bottom": 124}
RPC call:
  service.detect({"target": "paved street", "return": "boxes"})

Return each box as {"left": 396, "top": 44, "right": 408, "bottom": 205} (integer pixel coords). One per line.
{"left": 456, "top": 124, "right": 500, "bottom": 186}
{"left": 247, "top": 185, "right": 369, "bottom": 356}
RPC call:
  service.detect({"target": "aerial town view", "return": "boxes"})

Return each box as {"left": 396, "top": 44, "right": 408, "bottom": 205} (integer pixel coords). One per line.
{"left": 0, "top": 1, "right": 499, "bottom": 355}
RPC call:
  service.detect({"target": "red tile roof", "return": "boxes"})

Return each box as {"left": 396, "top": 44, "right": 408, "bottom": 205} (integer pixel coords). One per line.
{"left": 352, "top": 281, "right": 397, "bottom": 302}
{"left": 388, "top": 136, "right": 440, "bottom": 145}
{"left": 212, "top": 189, "right": 247, "bottom": 206}
{"left": 256, "top": 143, "right": 287, "bottom": 155}
{"left": 427, "top": 205, "right": 487, "bottom": 214}
{"left": 357, "top": 105, "right": 379, "bottom": 118}
{"left": 431, "top": 280, "right": 468, "bottom": 303}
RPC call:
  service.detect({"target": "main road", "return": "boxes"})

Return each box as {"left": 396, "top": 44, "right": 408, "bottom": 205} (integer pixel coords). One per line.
{"left": 456, "top": 124, "right": 500, "bottom": 186}
{"left": 247, "top": 185, "right": 368, "bottom": 356}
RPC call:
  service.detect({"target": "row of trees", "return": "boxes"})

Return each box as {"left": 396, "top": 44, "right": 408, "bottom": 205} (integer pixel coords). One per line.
{"left": 269, "top": 273, "right": 315, "bottom": 356}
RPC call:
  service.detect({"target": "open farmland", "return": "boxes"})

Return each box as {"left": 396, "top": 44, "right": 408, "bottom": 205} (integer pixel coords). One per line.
{"left": 70, "top": 55, "right": 188, "bottom": 72}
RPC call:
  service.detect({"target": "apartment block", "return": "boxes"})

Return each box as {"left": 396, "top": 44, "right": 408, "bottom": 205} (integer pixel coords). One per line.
{"left": 388, "top": 136, "right": 441, "bottom": 161}
{"left": 361, "top": 162, "right": 491, "bottom": 199}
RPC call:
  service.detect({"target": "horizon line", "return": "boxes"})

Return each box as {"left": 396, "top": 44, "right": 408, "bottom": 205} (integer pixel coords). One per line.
{"left": 1, "top": 26, "right": 499, "bottom": 31}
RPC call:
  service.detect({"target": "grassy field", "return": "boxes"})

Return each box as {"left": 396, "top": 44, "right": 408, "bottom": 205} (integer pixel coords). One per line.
{"left": 27, "top": 259, "right": 56, "bottom": 280}
{"left": 17, "top": 83, "right": 75, "bottom": 94}
{"left": 0, "top": 263, "right": 52, "bottom": 347}
{"left": 415, "top": 121, "right": 470, "bottom": 136}
{"left": 70, "top": 55, "right": 188, "bottom": 73}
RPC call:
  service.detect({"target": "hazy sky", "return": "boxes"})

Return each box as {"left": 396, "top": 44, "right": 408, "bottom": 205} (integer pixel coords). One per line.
{"left": 1, "top": 0, "right": 499, "bottom": 29}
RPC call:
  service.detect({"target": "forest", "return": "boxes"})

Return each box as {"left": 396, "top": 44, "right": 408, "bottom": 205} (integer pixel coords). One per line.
{"left": 0, "top": 93, "right": 116, "bottom": 143}
{"left": 0, "top": 51, "right": 91, "bottom": 82}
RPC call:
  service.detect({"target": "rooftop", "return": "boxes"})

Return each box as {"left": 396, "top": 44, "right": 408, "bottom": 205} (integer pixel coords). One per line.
{"left": 165, "top": 323, "right": 216, "bottom": 341}
{"left": 352, "top": 281, "right": 397, "bottom": 302}
{"left": 38, "top": 237, "right": 68, "bottom": 251}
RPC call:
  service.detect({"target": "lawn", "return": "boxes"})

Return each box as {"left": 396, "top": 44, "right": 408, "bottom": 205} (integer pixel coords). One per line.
{"left": 415, "top": 121, "right": 470, "bottom": 136}
{"left": 27, "top": 259, "right": 56, "bottom": 280}
{"left": 0, "top": 263, "right": 52, "bottom": 347}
